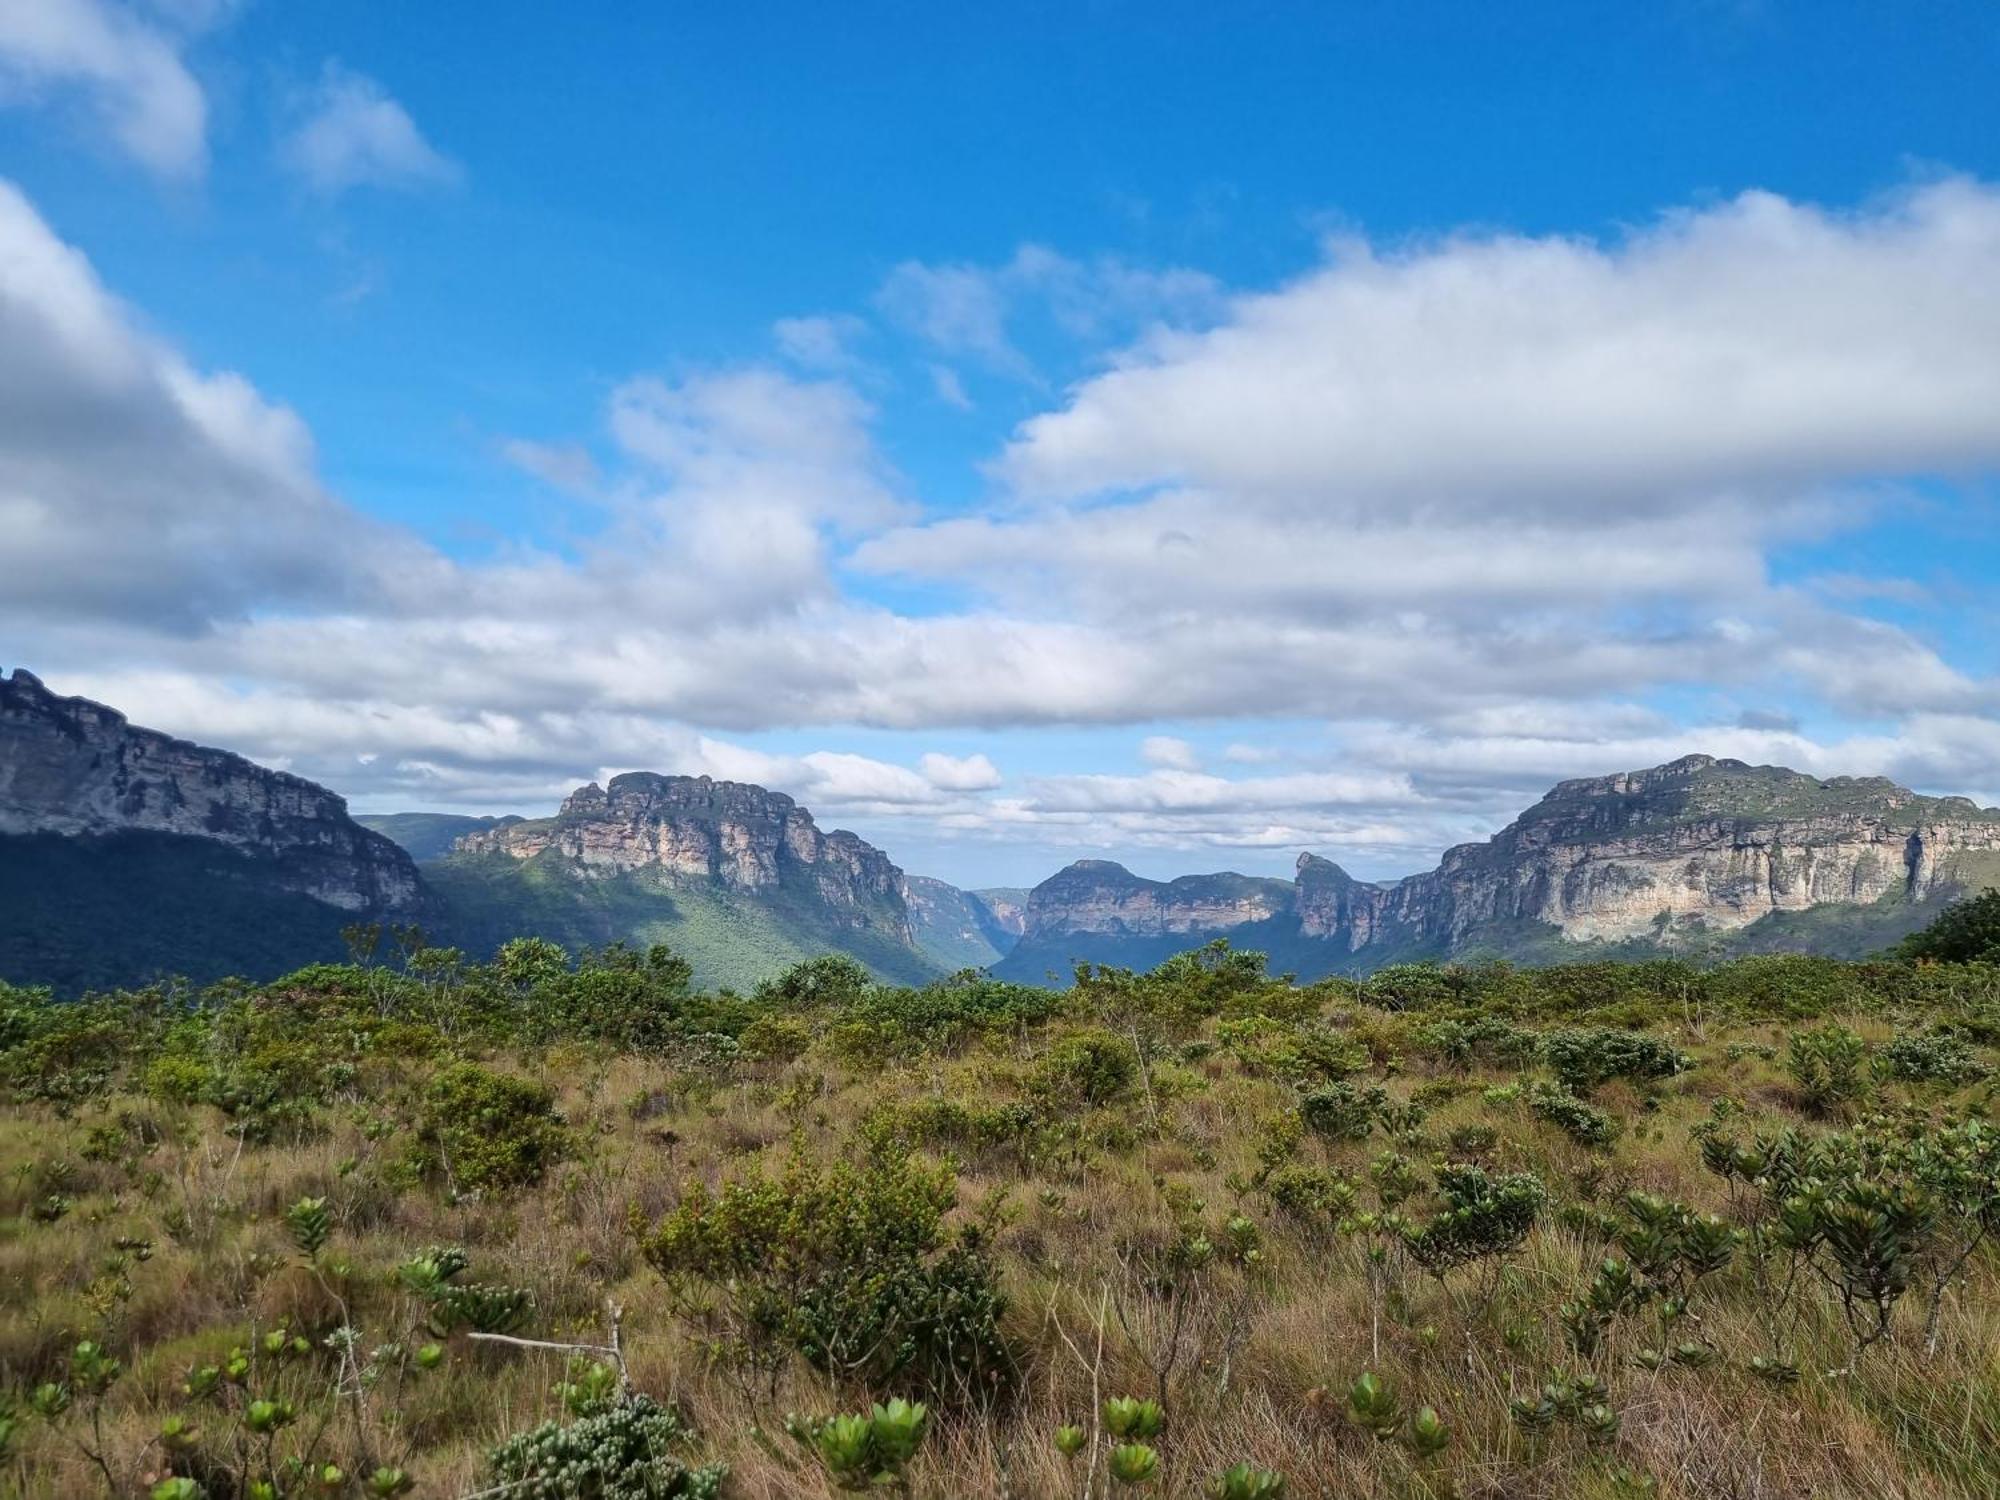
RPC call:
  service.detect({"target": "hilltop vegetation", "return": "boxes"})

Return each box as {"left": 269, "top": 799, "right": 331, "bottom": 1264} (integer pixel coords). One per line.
{"left": 4, "top": 902, "right": 2000, "bottom": 1498}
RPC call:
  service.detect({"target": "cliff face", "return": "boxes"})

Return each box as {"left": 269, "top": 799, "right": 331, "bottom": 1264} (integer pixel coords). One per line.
{"left": 1392, "top": 755, "right": 2000, "bottom": 948}
{"left": 0, "top": 668, "right": 428, "bottom": 915}
{"left": 455, "top": 772, "right": 915, "bottom": 943}
{"left": 1018, "top": 861, "right": 1294, "bottom": 940}
{"left": 1011, "top": 756, "right": 2000, "bottom": 972}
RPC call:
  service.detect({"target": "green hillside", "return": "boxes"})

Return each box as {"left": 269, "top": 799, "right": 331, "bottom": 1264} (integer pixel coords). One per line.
{"left": 0, "top": 832, "right": 359, "bottom": 993}
{"left": 425, "top": 848, "right": 939, "bottom": 991}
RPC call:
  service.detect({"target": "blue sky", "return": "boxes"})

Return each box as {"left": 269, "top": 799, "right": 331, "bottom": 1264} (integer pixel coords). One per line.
{"left": 3, "top": 1, "right": 1999, "bottom": 887}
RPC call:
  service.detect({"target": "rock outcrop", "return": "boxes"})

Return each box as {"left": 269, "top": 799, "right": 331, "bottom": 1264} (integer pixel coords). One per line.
{"left": 1019, "top": 861, "right": 1294, "bottom": 939}
{"left": 454, "top": 771, "right": 916, "bottom": 943}
{"left": 1005, "top": 755, "right": 2000, "bottom": 977}
{"left": 0, "top": 667, "right": 428, "bottom": 915}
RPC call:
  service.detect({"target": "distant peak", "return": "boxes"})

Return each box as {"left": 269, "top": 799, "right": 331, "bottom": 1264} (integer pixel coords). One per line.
{"left": 1659, "top": 753, "right": 1720, "bottom": 774}
{"left": 1295, "top": 851, "right": 1355, "bottom": 881}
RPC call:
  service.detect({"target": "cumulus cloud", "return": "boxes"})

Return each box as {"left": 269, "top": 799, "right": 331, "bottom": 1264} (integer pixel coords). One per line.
{"left": 281, "top": 63, "right": 458, "bottom": 195}
{"left": 920, "top": 752, "right": 1003, "bottom": 791}
{"left": 0, "top": 0, "right": 212, "bottom": 177}
{"left": 0, "top": 178, "right": 432, "bottom": 631}
{"left": 1002, "top": 179, "right": 2000, "bottom": 505}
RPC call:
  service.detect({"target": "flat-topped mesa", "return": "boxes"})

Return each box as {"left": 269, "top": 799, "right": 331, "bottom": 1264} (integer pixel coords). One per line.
{"left": 1416, "top": 756, "right": 2000, "bottom": 944}
{"left": 455, "top": 770, "right": 913, "bottom": 938}
{"left": 1020, "top": 858, "right": 1293, "bottom": 939}
{"left": 0, "top": 667, "right": 427, "bottom": 914}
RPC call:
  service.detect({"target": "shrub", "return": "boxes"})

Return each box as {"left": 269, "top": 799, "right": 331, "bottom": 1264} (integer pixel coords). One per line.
{"left": 1407, "top": 1164, "right": 1545, "bottom": 1279}
{"left": 1030, "top": 1029, "right": 1138, "bottom": 1108}
{"left": 1525, "top": 1082, "right": 1616, "bottom": 1147}
{"left": 786, "top": 1398, "right": 929, "bottom": 1491}
{"left": 414, "top": 1063, "right": 569, "bottom": 1193}
{"left": 1414, "top": 1016, "right": 1538, "bottom": 1070}
{"left": 485, "top": 1393, "right": 725, "bottom": 1499}
{"left": 640, "top": 1149, "right": 1014, "bottom": 1403}
{"left": 755, "top": 953, "right": 875, "bottom": 1011}
{"left": 1299, "top": 1080, "right": 1391, "bottom": 1142}
{"left": 1898, "top": 889, "right": 2000, "bottom": 965}
{"left": 1541, "top": 1027, "right": 1690, "bottom": 1091}
{"left": 1877, "top": 1031, "right": 1990, "bottom": 1086}
{"left": 1787, "top": 1024, "right": 1869, "bottom": 1114}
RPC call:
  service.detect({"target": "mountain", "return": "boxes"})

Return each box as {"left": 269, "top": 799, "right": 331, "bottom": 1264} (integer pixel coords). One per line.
{"left": 993, "top": 755, "right": 2000, "bottom": 983}
{"left": 0, "top": 668, "right": 432, "bottom": 992}
{"left": 424, "top": 772, "right": 938, "bottom": 990}
{"left": 906, "top": 876, "right": 1021, "bottom": 970}
{"left": 357, "top": 812, "right": 522, "bottom": 862}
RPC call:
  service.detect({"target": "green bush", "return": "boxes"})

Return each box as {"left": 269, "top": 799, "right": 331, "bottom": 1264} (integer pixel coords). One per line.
{"left": 414, "top": 1062, "right": 569, "bottom": 1193}
{"left": 485, "top": 1393, "right": 725, "bottom": 1499}
{"left": 1787, "top": 1024, "right": 1869, "bottom": 1114}
{"left": 1877, "top": 1031, "right": 1990, "bottom": 1086}
{"left": 1407, "top": 1163, "right": 1545, "bottom": 1278}
{"left": 1525, "top": 1082, "right": 1616, "bottom": 1147}
{"left": 641, "top": 1149, "right": 1015, "bottom": 1403}
{"left": 1030, "top": 1029, "right": 1138, "bottom": 1108}
{"left": 1299, "top": 1080, "right": 1392, "bottom": 1142}
{"left": 1898, "top": 889, "right": 2000, "bottom": 965}
{"left": 1541, "top": 1027, "right": 1690, "bottom": 1091}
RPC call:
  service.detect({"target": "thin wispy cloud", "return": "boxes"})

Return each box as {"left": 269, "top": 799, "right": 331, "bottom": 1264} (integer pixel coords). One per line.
{"left": 281, "top": 62, "right": 458, "bottom": 195}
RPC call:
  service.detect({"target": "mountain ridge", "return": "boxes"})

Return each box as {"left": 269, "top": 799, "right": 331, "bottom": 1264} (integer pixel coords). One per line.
{"left": 420, "top": 770, "right": 937, "bottom": 990}
{"left": 0, "top": 667, "right": 433, "bottom": 990}
{"left": 993, "top": 754, "right": 2000, "bottom": 982}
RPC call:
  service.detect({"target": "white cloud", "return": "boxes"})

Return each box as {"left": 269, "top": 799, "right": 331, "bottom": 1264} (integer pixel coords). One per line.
{"left": 878, "top": 258, "right": 1025, "bottom": 376}
{"left": 1003, "top": 179, "right": 2000, "bottom": 505}
{"left": 0, "top": 0, "right": 211, "bottom": 177}
{"left": 281, "top": 63, "right": 458, "bottom": 195}
{"left": 1141, "top": 735, "right": 1199, "bottom": 770}
{"left": 920, "top": 752, "right": 1003, "bottom": 791}
{"left": 0, "top": 177, "right": 430, "bottom": 630}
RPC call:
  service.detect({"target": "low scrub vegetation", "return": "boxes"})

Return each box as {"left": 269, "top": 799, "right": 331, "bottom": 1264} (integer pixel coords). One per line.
{"left": 5, "top": 904, "right": 2000, "bottom": 1497}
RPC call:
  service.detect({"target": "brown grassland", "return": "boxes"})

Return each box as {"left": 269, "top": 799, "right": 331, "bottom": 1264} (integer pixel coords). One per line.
{"left": 5, "top": 921, "right": 2000, "bottom": 1499}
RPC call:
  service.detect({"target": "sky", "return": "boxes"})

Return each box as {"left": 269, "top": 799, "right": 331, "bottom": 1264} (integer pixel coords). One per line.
{"left": 2, "top": 1, "right": 1999, "bottom": 889}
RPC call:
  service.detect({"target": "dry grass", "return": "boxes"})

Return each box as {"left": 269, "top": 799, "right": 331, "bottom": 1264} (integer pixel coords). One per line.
{"left": 4, "top": 996, "right": 2000, "bottom": 1500}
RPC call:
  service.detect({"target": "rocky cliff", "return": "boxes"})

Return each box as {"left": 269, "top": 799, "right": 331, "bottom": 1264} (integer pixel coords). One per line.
{"left": 1365, "top": 755, "right": 2000, "bottom": 951}
{"left": 1020, "top": 861, "right": 1294, "bottom": 938}
{"left": 454, "top": 771, "right": 916, "bottom": 944}
{"left": 998, "top": 756, "right": 2000, "bottom": 981}
{"left": 0, "top": 668, "right": 428, "bottom": 915}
